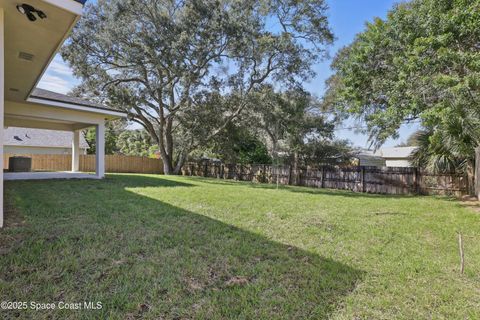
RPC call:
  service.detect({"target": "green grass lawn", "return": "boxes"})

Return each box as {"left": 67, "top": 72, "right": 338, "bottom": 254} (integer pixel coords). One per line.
{"left": 1, "top": 174, "right": 479, "bottom": 319}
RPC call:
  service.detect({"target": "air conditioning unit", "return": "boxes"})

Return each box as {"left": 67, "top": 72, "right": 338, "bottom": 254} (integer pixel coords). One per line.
{"left": 9, "top": 156, "right": 32, "bottom": 172}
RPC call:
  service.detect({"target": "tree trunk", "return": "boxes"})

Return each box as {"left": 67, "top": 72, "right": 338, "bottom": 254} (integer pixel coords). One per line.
{"left": 173, "top": 150, "right": 188, "bottom": 175}
{"left": 292, "top": 150, "right": 299, "bottom": 185}
{"left": 158, "top": 116, "right": 177, "bottom": 175}
{"left": 162, "top": 156, "right": 174, "bottom": 175}
{"left": 158, "top": 143, "right": 188, "bottom": 175}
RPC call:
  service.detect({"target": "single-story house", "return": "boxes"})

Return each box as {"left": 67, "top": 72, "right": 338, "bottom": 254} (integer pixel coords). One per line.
{"left": 4, "top": 127, "right": 89, "bottom": 155}
{"left": 356, "top": 146, "right": 418, "bottom": 168}
{"left": 0, "top": 0, "right": 127, "bottom": 227}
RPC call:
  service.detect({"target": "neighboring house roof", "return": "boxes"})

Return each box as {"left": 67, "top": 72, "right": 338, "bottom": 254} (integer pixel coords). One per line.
{"left": 30, "top": 88, "right": 121, "bottom": 114}
{"left": 355, "top": 147, "right": 418, "bottom": 160}
{"left": 379, "top": 147, "right": 417, "bottom": 159}
{"left": 355, "top": 149, "right": 383, "bottom": 160}
{"left": 4, "top": 128, "right": 89, "bottom": 149}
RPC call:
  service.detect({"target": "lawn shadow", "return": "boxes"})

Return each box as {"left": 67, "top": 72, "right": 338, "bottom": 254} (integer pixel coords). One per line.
{"left": 2, "top": 175, "right": 364, "bottom": 319}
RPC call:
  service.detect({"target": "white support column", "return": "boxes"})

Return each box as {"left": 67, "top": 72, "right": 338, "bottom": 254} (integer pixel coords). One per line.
{"left": 95, "top": 121, "right": 105, "bottom": 178}
{"left": 0, "top": 9, "right": 4, "bottom": 228}
{"left": 71, "top": 130, "right": 80, "bottom": 172}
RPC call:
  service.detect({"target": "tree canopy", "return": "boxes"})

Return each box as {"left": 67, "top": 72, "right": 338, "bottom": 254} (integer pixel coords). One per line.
{"left": 325, "top": 0, "right": 480, "bottom": 155}
{"left": 250, "top": 86, "right": 352, "bottom": 167}
{"left": 116, "top": 129, "right": 157, "bottom": 157}
{"left": 62, "top": 0, "right": 333, "bottom": 173}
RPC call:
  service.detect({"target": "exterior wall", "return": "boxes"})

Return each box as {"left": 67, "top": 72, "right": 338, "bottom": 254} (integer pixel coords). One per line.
{"left": 385, "top": 159, "right": 413, "bottom": 167}
{"left": 4, "top": 145, "right": 87, "bottom": 155}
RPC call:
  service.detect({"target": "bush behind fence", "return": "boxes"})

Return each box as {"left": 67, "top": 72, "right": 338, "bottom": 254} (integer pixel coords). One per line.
{"left": 181, "top": 162, "right": 469, "bottom": 196}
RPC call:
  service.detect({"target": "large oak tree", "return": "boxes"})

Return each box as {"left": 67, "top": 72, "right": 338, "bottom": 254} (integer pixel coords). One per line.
{"left": 62, "top": 0, "right": 333, "bottom": 174}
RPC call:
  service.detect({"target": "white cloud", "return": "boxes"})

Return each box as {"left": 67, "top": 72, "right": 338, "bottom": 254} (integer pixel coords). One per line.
{"left": 48, "top": 57, "right": 74, "bottom": 77}
{"left": 37, "top": 54, "right": 79, "bottom": 94}
{"left": 37, "top": 74, "right": 74, "bottom": 94}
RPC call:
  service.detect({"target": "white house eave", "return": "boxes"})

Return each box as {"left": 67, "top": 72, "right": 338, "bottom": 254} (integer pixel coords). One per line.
{"left": 41, "top": 0, "right": 84, "bottom": 16}
{"left": 26, "top": 14, "right": 81, "bottom": 101}
{"left": 26, "top": 97, "right": 127, "bottom": 119}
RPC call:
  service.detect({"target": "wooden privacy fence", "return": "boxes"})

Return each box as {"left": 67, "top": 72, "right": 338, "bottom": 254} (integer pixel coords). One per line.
{"left": 3, "top": 154, "right": 163, "bottom": 174}
{"left": 182, "top": 162, "right": 469, "bottom": 196}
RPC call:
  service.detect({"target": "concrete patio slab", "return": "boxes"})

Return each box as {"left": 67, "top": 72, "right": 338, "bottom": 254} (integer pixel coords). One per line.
{"left": 4, "top": 171, "right": 99, "bottom": 181}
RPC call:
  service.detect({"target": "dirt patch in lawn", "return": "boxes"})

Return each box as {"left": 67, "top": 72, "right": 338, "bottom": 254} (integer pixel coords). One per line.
{"left": 458, "top": 196, "right": 480, "bottom": 213}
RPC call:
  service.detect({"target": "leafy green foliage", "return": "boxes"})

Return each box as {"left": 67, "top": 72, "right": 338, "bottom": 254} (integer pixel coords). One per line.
{"left": 206, "top": 123, "right": 272, "bottom": 164}
{"left": 83, "top": 121, "right": 125, "bottom": 155}
{"left": 62, "top": 0, "right": 333, "bottom": 173}
{"left": 396, "top": 131, "right": 422, "bottom": 147}
{"left": 299, "top": 139, "right": 353, "bottom": 167}
{"left": 411, "top": 123, "right": 475, "bottom": 174}
{"left": 326, "top": 0, "right": 480, "bottom": 153}
{"left": 251, "top": 86, "right": 352, "bottom": 167}
{"left": 116, "top": 130, "right": 155, "bottom": 157}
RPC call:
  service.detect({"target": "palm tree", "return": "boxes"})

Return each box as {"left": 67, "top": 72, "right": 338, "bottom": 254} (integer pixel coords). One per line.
{"left": 411, "top": 108, "right": 480, "bottom": 195}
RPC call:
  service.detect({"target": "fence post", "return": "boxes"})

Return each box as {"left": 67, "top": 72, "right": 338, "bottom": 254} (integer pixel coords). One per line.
{"left": 475, "top": 147, "right": 480, "bottom": 199}
{"left": 361, "top": 166, "right": 366, "bottom": 193}
{"left": 320, "top": 166, "right": 325, "bottom": 188}
{"left": 413, "top": 167, "right": 419, "bottom": 194}
{"left": 288, "top": 165, "right": 292, "bottom": 185}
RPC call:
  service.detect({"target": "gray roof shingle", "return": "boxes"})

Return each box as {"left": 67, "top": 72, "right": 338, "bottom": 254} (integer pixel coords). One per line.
{"left": 4, "top": 127, "right": 89, "bottom": 149}
{"left": 30, "top": 88, "right": 122, "bottom": 114}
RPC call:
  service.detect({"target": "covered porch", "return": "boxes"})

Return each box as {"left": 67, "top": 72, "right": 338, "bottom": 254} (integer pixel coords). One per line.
{"left": 3, "top": 88, "right": 124, "bottom": 180}
{"left": 0, "top": 0, "right": 126, "bottom": 227}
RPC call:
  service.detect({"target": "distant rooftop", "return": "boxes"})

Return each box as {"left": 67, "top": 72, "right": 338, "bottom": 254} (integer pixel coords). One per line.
{"left": 380, "top": 147, "right": 417, "bottom": 159}
{"left": 355, "top": 146, "right": 418, "bottom": 160}
{"left": 355, "top": 149, "right": 383, "bottom": 160}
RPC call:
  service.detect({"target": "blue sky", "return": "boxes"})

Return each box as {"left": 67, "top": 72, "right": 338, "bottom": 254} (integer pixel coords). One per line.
{"left": 38, "top": 0, "right": 418, "bottom": 149}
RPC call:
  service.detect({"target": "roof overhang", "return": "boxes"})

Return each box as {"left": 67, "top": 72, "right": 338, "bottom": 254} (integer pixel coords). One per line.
{"left": 2, "top": 0, "right": 127, "bottom": 126}
{"left": 27, "top": 97, "right": 127, "bottom": 119}
{"left": 4, "top": 99, "right": 119, "bottom": 132}
{"left": 41, "top": 0, "right": 84, "bottom": 16}
{"left": 2, "top": 0, "right": 84, "bottom": 102}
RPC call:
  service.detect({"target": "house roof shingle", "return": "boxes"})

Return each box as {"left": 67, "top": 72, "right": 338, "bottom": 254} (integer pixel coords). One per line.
{"left": 4, "top": 127, "right": 89, "bottom": 149}
{"left": 30, "top": 88, "right": 122, "bottom": 114}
